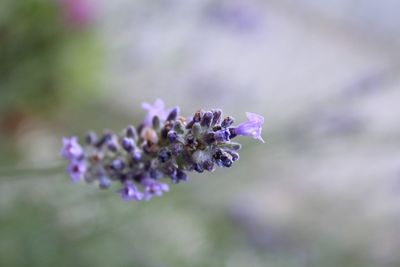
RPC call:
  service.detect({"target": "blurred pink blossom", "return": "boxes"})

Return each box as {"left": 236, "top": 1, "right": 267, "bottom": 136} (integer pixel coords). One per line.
{"left": 60, "top": 0, "right": 95, "bottom": 27}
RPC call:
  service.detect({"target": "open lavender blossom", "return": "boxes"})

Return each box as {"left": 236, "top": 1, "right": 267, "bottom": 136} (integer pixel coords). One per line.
{"left": 61, "top": 137, "right": 84, "bottom": 160}
{"left": 141, "top": 99, "right": 171, "bottom": 126}
{"left": 233, "top": 112, "right": 265, "bottom": 143}
{"left": 61, "top": 100, "right": 264, "bottom": 202}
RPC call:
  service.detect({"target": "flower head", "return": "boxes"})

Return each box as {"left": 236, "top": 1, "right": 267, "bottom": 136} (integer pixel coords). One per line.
{"left": 141, "top": 178, "right": 169, "bottom": 201}
{"left": 61, "top": 100, "right": 264, "bottom": 203}
{"left": 234, "top": 112, "right": 265, "bottom": 143}
{"left": 118, "top": 181, "right": 143, "bottom": 202}
{"left": 142, "top": 99, "right": 171, "bottom": 126}
{"left": 61, "top": 136, "right": 84, "bottom": 160}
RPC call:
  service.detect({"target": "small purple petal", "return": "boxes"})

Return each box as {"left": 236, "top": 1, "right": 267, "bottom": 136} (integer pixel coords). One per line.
{"left": 67, "top": 160, "right": 87, "bottom": 183}
{"left": 234, "top": 112, "right": 265, "bottom": 143}
{"left": 141, "top": 178, "right": 169, "bottom": 201}
{"left": 118, "top": 181, "right": 143, "bottom": 202}
{"left": 142, "top": 99, "right": 171, "bottom": 126}
{"left": 214, "top": 129, "right": 231, "bottom": 142}
{"left": 61, "top": 136, "right": 84, "bottom": 160}
{"left": 159, "top": 183, "right": 170, "bottom": 192}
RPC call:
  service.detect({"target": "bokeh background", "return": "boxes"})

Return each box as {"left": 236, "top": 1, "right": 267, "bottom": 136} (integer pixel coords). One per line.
{"left": 1, "top": 0, "right": 400, "bottom": 266}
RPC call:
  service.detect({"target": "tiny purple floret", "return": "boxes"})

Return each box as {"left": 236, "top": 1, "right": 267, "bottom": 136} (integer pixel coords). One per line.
{"left": 67, "top": 160, "right": 87, "bottom": 182}
{"left": 215, "top": 129, "right": 231, "bottom": 142}
{"left": 142, "top": 99, "right": 171, "bottom": 126}
{"left": 61, "top": 136, "right": 83, "bottom": 160}
{"left": 119, "top": 181, "right": 143, "bottom": 202}
{"left": 235, "top": 112, "right": 265, "bottom": 143}
{"left": 141, "top": 178, "right": 170, "bottom": 201}
{"left": 122, "top": 137, "right": 134, "bottom": 151}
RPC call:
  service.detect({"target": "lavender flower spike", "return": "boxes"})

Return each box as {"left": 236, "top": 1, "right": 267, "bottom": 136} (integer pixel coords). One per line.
{"left": 234, "top": 112, "right": 265, "bottom": 143}
{"left": 142, "top": 99, "right": 171, "bottom": 126}
{"left": 61, "top": 99, "right": 264, "bottom": 203}
{"left": 61, "top": 136, "right": 83, "bottom": 160}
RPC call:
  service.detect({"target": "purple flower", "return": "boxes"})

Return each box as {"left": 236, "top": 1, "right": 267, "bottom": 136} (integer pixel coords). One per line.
{"left": 215, "top": 129, "right": 231, "bottom": 142}
{"left": 60, "top": 0, "right": 94, "bottom": 27}
{"left": 118, "top": 181, "right": 143, "bottom": 202}
{"left": 234, "top": 112, "right": 265, "bottom": 143}
{"left": 61, "top": 137, "right": 84, "bottom": 160}
{"left": 67, "top": 160, "right": 87, "bottom": 182}
{"left": 142, "top": 99, "right": 171, "bottom": 126}
{"left": 99, "top": 176, "right": 111, "bottom": 189}
{"left": 122, "top": 137, "right": 135, "bottom": 151}
{"left": 141, "top": 178, "right": 169, "bottom": 201}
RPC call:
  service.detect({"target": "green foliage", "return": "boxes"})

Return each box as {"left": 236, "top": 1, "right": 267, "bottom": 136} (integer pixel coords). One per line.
{"left": 0, "top": 0, "right": 101, "bottom": 116}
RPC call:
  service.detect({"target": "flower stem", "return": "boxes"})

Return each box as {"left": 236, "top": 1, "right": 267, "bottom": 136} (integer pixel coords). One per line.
{"left": 0, "top": 162, "right": 64, "bottom": 181}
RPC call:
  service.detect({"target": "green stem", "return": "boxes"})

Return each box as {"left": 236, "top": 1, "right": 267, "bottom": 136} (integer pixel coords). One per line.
{"left": 0, "top": 163, "right": 64, "bottom": 180}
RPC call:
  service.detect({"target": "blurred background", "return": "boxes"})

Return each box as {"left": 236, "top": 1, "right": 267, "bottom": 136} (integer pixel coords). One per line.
{"left": 1, "top": 0, "right": 400, "bottom": 266}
